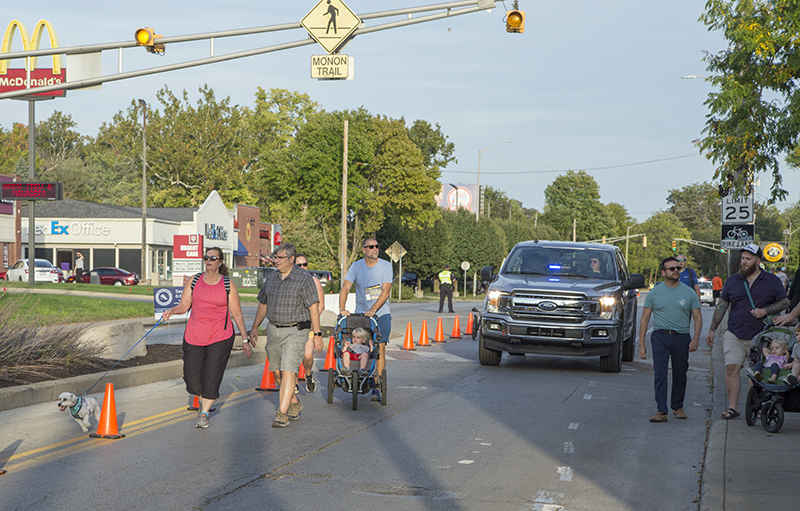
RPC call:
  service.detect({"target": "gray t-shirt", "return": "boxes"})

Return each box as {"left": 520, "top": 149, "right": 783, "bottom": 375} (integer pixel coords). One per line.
{"left": 344, "top": 257, "right": 393, "bottom": 317}
{"left": 644, "top": 283, "right": 700, "bottom": 334}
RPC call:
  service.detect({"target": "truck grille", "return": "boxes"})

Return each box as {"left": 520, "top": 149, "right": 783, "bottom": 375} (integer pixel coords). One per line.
{"left": 504, "top": 290, "right": 596, "bottom": 323}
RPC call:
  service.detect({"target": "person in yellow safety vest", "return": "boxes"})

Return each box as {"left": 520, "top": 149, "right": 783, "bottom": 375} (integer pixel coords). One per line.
{"left": 438, "top": 264, "right": 457, "bottom": 314}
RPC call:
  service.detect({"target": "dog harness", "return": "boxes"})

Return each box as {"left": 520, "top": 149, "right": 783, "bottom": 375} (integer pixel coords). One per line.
{"left": 69, "top": 397, "right": 84, "bottom": 419}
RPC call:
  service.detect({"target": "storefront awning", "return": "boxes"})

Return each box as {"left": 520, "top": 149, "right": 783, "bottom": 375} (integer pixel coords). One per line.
{"left": 233, "top": 239, "right": 248, "bottom": 257}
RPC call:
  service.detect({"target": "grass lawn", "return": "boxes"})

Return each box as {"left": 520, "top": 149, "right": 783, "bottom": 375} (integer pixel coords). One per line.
{"left": 0, "top": 293, "right": 154, "bottom": 324}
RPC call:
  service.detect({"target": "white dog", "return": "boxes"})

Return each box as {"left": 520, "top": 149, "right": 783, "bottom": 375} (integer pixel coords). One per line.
{"left": 57, "top": 392, "right": 101, "bottom": 433}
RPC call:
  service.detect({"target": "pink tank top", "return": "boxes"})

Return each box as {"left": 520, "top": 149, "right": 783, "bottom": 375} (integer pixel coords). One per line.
{"left": 184, "top": 275, "right": 232, "bottom": 346}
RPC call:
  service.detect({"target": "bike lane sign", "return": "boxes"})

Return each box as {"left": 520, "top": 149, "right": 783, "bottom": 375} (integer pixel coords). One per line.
{"left": 720, "top": 224, "right": 755, "bottom": 249}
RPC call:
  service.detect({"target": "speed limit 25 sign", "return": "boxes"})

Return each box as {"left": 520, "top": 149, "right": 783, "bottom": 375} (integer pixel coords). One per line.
{"left": 721, "top": 194, "right": 754, "bottom": 224}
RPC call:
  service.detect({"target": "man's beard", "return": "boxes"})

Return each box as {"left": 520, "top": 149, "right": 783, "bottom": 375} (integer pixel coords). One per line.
{"left": 739, "top": 263, "right": 757, "bottom": 278}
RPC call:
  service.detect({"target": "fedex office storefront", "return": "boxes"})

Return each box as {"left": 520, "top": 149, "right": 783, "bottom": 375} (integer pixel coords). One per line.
{"left": 21, "top": 191, "right": 236, "bottom": 283}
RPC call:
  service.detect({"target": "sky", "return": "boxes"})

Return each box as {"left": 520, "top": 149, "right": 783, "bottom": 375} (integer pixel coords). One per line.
{"left": 2, "top": 0, "right": 799, "bottom": 223}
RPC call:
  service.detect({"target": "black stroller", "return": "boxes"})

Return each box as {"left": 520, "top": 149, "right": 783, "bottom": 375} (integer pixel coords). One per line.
{"left": 744, "top": 326, "right": 800, "bottom": 433}
{"left": 326, "top": 314, "right": 387, "bottom": 410}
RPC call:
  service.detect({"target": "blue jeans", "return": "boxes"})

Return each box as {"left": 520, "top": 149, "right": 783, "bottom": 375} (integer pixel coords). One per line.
{"left": 377, "top": 314, "right": 392, "bottom": 344}
{"left": 651, "top": 330, "right": 690, "bottom": 414}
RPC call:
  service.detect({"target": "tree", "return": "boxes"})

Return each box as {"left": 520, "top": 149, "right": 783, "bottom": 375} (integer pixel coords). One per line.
{"left": 627, "top": 212, "right": 692, "bottom": 284}
{"left": 700, "top": 0, "right": 800, "bottom": 202}
{"left": 666, "top": 182, "right": 721, "bottom": 232}
{"left": 0, "top": 123, "right": 29, "bottom": 175}
{"left": 606, "top": 202, "right": 634, "bottom": 237}
{"left": 542, "top": 170, "right": 614, "bottom": 240}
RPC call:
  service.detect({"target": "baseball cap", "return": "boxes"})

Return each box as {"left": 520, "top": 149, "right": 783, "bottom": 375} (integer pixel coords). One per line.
{"left": 444, "top": 264, "right": 450, "bottom": 269}
{"left": 743, "top": 244, "right": 763, "bottom": 259}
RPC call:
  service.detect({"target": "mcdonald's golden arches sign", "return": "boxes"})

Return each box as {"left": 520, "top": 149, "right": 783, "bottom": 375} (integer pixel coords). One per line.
{"left": 0, "top": 19, "right": 66, "bottom": 97}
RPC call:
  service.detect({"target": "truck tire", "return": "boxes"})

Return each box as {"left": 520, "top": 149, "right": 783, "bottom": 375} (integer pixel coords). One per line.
{"left": 478, "top": 333, "right": 501, "bottom": 366}
{"left": 622, "top": 316, "right": 636, "bottom": 362}
{"left": 599, "top": 330, "right": 623, "bottom": 373}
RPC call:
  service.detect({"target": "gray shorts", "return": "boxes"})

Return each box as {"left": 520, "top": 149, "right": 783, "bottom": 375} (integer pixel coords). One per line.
{"left": 266, "top": 323, "right": 308, "bottom": 372}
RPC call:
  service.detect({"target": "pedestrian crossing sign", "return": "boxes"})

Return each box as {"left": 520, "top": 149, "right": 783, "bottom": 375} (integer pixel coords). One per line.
{"left": 301, "top": 0, "right": 362, "bottom": 54}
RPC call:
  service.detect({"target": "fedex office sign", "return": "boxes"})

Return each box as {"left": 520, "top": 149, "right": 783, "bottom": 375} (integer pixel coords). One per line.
{"left": 35, "top": 221, "right": 110, "bottom": 236}
{"left": 174, "top": 234, "right": 203, "bottom": 259}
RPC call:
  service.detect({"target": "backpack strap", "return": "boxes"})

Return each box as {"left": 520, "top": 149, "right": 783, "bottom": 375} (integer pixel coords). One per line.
{"left": 191, "top": 272, "right": 202, "bottom": 291}
{"left": 191, "top": 273, "right": 232, "bottom": 330}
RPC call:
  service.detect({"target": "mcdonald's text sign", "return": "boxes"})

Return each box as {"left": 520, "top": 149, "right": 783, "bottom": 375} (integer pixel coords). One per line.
{"left": 0, "top": 19, "right": 66, "bottom": 97}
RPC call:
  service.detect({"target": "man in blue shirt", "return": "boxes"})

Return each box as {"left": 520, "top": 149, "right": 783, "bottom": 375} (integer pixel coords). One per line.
{"left": 339, "top": 237, "right": 393, "bottom": 401}
{"left": 639, "top": 256, "right": 702, "bottom": 422}
{"left": 676, "top": 254, "right": 701, "bottom": 301}
{"left": 706, "top": 244, "right": 789, "bottom": 419}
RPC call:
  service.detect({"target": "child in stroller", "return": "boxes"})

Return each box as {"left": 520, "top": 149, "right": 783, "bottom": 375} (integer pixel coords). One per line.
{"left": 754, "top": 338, "right": 792, "bottom": 384}
{"left": 340, "top": 327, "right": 373, "bottom": 377}
{"left": 327, "top": 314, "right": 387, "bottom": 409}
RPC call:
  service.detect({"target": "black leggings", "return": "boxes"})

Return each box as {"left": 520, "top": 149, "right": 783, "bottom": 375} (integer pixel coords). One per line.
{"left": 182, "top": 333, "right": 235, "bottom": 400}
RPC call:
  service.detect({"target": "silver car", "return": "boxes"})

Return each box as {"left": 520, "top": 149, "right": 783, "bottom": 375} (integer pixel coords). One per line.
{"left": 6, "top": 258, "right": 64, "bottom": 283}
{"left": 699, "top": 280, "right": 714, "bottom": 306}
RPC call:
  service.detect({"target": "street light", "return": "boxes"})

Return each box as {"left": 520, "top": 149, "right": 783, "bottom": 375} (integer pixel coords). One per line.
{"left": 138, "top": 99, "right": 147, "bottom": 283}
{"left": 625, "top": 222, "right": 637, "bottom": 265}
{"left": 477, "top": 140, "right": 511, "bottom": 221}
{"left": 449, "top": 183, "right": 459, "bottom": 211}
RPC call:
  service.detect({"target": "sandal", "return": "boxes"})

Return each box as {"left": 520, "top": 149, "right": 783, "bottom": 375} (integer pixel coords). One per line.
{"left": 721, "top": 408, "right": 740, "bottom": 420}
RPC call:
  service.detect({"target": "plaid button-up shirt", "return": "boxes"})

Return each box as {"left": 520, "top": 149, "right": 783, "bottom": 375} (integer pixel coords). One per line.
{"left": 256, "top": 266, "right": 319, "bottom": 325}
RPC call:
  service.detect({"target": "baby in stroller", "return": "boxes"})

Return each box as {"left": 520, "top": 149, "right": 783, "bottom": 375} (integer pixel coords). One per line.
{"left": 340, "top": 327, "right": 373, "bottom": 377}
{"left": 754, "top": 338, "right": 792, "bottom": 384}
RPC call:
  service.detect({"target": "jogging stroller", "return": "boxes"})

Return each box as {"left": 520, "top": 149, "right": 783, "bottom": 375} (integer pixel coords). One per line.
{"left": 326, "top": 314, "right": 387, "bottom": 410}
{"left": 744, "top": 326, "right": 800, "bottom": 433}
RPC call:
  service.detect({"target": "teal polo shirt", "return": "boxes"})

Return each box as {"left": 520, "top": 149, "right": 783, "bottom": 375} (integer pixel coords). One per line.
{"left": 644, "top": 283, "right": 700, "bottom": 334}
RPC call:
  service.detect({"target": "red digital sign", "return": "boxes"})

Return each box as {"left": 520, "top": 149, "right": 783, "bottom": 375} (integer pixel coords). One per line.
{"left": 1, "top": 182, "right": 63, "bottom": 200}
{"left": 173, "top": 234, "right": 203, "bottom": 259}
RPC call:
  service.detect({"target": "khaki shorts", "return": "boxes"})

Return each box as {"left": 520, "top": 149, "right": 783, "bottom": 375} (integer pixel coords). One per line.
{"left": 722, "top": 329, "right": 751, "bottom": 367}
{"left": 266, "top": 323, "right": 308, "bottom": 372}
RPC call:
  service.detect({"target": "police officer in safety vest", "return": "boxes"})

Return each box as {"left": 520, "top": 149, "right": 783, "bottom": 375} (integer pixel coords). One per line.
{"left": 438, "top": 264, "right": 456, "bottom": 314}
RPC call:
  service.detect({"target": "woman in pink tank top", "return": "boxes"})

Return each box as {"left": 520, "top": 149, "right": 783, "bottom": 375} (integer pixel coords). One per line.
{"left": 162, "top": 247, "right": 251, "bottom": 428}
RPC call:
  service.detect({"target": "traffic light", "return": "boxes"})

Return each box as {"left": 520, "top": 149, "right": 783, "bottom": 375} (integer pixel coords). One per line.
{"left": 134, "top": 27, "right": 165, "bottom": 54}
{"left": 506, "top": 1, "right": 525, "bottom": 33}
{"left": 671, "top": 240, "right": 677, "bottom": 251}
{"left": 642, "top": 235, "right": 647, "bottom": 248}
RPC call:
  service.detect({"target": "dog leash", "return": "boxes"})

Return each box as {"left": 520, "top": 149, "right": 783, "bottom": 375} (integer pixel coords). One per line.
{"left": 81, "top": 317, "right": 165, "bottom": 397}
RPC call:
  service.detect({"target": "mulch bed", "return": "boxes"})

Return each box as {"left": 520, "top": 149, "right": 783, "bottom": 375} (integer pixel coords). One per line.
{"left": 0, "top": 344, "right": 184, "bottom": 389}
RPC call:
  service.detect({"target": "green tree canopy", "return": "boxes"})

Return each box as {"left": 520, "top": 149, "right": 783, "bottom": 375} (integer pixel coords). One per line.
{"left": 542, "top": 170, "right": 614, "bottom": 240}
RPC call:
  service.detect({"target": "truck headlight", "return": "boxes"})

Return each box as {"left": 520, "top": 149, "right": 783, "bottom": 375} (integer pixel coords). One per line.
{"left": 487, "top": 290, "right": 509, "bottom": 313}
{"left": 598, "top": 296, "right": 616, "bottom": 319}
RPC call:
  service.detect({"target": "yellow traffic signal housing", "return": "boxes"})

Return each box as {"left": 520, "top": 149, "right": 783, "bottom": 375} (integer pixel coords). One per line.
{"left": 506, "top": 10, "right": 525, "bottom": 33}
{"left": 134, "top": 27, "right": 165, "bottom": 54}
{"left": 671, "top": 240, "right": 677, "bottom": 251}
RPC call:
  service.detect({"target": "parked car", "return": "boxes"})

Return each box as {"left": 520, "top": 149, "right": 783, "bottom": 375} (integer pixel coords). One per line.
{"left": 477, "top": 240, "right": 644, "bottom": 373}
{"left": 6, "top": 259, "right": 64, "bottom": 283}
{"left": 401, "top": 272, "right": 418, "bottom": 289}
{"left": 309, "top": 270, "right": 333, "bottom": 288}
{"left": 0, "top": 269, "right": 6, "bottom": 280}
{"left": 699, "top": 280, "right": 714, "bottom": 306}
{"left": 69, "top": 267, "right": 139, "bottom": 286}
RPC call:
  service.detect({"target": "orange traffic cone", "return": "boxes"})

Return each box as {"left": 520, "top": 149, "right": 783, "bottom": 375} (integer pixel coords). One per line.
{"left": 465, "top": 313, "right": 474, "bottom": 335}
{"left": 187, "top": 395, "right": 216, "bottom": 412}
{"left": 322, "top": 336, "right": 336, "bottom": 371}
{"left": 450, "top": 315, "right": 462, "bottom": 339}
{"left": 418, "top": 320, "right": 431, "bottom": 347}
{"left": 255, "top": 357, "right": 279, "bottom": 391}
{"left": 434, "top": 317, "right": 446, "bottom": 343}
{"left": 298, "top": 362, "right": 307, "bottom": 381}
{"left": 90, "top": 383, "right": 125, "bottom": 439}
{"left": 402, "top": 322, "right": 416, "bottom": 350}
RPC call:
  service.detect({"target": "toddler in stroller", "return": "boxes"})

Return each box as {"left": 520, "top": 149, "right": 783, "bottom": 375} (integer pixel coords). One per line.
{"left": 327, "top": 314, "right": 387, "bottom": 409}
{"left": 754, "top": 338, "right": 792, "bottom": 384}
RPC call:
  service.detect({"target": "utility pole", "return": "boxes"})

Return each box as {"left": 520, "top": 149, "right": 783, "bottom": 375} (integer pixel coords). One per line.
{"left": 340, "top": 120, "right": 348, "bottom": 282}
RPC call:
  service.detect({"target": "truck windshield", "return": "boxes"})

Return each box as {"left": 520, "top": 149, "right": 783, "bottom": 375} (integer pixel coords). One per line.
{"left": 504, "top": 247, "right": 616, "bottom": 279}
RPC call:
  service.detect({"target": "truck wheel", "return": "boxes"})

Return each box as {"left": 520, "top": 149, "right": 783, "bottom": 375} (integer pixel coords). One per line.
{"left": 599, "top": 331, "right": 622, "bottom": 373}
{"left": 622, "top": 317, "right": 636, "bottom": 362}
{"left": 478, "top": 333, "right": 501, "bottom": 366}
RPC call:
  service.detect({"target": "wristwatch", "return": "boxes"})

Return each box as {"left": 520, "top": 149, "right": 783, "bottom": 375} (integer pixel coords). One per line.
{"left": 313, "top": 331, "right": 323, "bottom": 336}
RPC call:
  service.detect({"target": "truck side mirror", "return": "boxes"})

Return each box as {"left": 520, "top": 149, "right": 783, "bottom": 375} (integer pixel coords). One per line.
{"left": 480, "top": 265, "right": 494, "bottom": 283}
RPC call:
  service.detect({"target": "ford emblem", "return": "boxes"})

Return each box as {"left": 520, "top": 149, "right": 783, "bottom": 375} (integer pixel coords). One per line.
{"left": 538, "top": 301, "right": 557, "bottom": 311}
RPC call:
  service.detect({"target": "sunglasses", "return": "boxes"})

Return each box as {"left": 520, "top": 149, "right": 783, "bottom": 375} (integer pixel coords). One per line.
{"left": 676, "top": 259, "right": 686, "bottom": 262}
{"left": 663, "top": 266, "right": 680, "bottom": 272}
{"left": 273, "top": 255, "right": 289, "bottom": 260}
{"left": 363, "top": 244, "right": 379, "bottom": 249}
{"left": 203, "top": 255, "right": 220, "bottom": 261}
{"left": 296, "top": 262, "right": 308, "bottom": 267}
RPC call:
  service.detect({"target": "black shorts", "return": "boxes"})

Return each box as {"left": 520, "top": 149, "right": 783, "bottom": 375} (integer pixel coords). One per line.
{"left": 182, "top": 333, "right": 235, "bottom": 400}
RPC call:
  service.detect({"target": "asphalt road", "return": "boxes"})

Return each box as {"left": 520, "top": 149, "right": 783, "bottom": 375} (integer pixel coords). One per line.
{"left": 0, "top": 298, "right": 716, "bottom": 510}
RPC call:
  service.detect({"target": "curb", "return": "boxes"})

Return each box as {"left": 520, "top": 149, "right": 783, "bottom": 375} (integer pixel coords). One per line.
{"left": 0, "top": 348, "right": 267, "bottom": 412}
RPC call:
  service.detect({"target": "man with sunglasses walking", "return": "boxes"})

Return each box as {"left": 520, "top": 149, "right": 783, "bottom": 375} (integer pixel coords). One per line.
{"left": 676, "top": 254, "right": 701, "bottom": 301}
{"left": 639, "top": 256, "right": 702, "bottom": 423}
{"left": 339, "top": 237, "right": 393, "bottom": 402}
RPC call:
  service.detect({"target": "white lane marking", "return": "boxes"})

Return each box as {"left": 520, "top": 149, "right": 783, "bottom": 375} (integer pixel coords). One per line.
{"left": 568, "top": 422, "right": 579, "bottom": 430}
{"left": 525, "top": 491, "right": 565, "bottom": 511}
{"left": 563, "top": 441, "right": 574, "bottom": 454}
{"left": 479, "top": 442, "right": 492, "bottom": 446}
{"left": 386, "top": 351, "right": 472, "bottom": 362}
{"left": 458, "top": 460, "right": 475, "bottom": 464}
{"left": 557, "top": 466, "right": 573, "bottom": 481}
{"left": 395, "top": 386, "right": 428, "bottom": 389}
{"left": 588, "top": 380, "right": 597, "bottom": 387}
{"left": 583, "top": 394, "right": 592, "bottom": 400}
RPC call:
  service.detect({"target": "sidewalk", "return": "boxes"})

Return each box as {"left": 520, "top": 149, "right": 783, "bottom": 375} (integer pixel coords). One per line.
{"left": 701, "top": 330, "right": 800, "bottom": 511}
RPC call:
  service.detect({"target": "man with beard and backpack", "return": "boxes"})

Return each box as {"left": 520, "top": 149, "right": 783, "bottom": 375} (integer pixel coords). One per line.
{"left": 705, "top": 244, "right": 789, "bottom": 420}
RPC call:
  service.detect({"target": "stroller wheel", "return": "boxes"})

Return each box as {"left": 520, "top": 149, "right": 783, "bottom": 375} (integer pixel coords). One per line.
{"left": 745, "top": 386, "right": 760, "bottom": 427}
{"left": 761, "top": 402, "right": 784, "bottom": 433}
{"left": 327, "top": 369, "right": 335, "bottom": 404}
{"left": 352, "top": 371, "right": 359, "bottom": 411}
{"left": 380, "top": 369, "right": 387, "bottom": 406}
